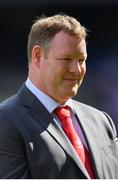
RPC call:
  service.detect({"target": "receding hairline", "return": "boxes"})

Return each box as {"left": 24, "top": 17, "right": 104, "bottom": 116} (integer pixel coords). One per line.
{"left": 27, "top": 14, "right": 87, "bottom": 63}
{"left": 32, "top": 14, "right": 87, "bottom": 38}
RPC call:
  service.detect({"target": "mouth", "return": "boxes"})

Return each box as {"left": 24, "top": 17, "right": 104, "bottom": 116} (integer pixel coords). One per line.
{"left": 64, "top": 78, "right": 78, "bottom": 81}
{"left": 64, "top": 78, "right": 78, "bottom": 83}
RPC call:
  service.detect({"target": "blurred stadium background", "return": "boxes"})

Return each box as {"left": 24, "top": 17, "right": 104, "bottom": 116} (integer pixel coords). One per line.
{"left": 0, "top": 0, "right": 118, "bottom": 130}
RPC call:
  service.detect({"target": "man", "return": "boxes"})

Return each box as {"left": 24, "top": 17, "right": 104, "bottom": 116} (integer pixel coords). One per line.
{"left": 0, "top": 14, "right": 118, "bottom": 179}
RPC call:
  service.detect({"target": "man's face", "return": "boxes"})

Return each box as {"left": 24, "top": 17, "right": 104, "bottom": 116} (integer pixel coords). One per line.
{"left": 36, "top": 31, "right": 87, "bottom": 104}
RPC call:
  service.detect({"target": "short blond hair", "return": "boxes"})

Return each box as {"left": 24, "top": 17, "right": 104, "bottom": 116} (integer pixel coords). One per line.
{"left": 27, "top": 14, "right": 87, "bottom": 63}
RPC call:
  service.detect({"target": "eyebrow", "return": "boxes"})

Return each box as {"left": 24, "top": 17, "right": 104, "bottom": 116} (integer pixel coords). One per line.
{"left": 61, "top": 52, "right": 87, "bottom": 60}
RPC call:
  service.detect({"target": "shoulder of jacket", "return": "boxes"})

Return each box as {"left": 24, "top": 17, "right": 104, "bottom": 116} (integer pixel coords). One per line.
{"left": 72, "top": 99, "right": 102, "bottom": 113}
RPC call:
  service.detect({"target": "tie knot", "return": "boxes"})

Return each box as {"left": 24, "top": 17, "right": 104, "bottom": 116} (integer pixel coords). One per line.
{"left": 55, "top": 105, "right": 71, "bottom": 122}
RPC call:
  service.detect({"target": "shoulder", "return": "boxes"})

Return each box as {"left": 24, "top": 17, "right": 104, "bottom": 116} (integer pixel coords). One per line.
{"left": 0, "top": 94, "right": 20, "bottom": 115}
{"left": 72, "top": 99, "right": 117, "bottom": 137}
{"left": 0, "top": 94, "right": 19, "bottom": 126}
{"left": 0, "top": 94, "right": 24, "bottom": 143}
{"left": 0, "top": 84, "right": 30, "bottom": 114}
{"left": 0, "top": 85, "right": 25, "bottom": 131}
{"left": 0, "top": 86, "right": 33, "bottom": 142}
{"left": 72, "top": 99, "right": 102, "bottom": 114}
{"left": 72, "top": 99, "right": 110, "bottom": 120}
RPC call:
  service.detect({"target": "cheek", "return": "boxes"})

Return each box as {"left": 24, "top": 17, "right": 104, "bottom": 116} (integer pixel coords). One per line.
{"left": 47, "top": 69, "right": 59, "bottom": 85}
{"left": 82, "top": 63, "right": 86, "bottom": 76}
{"left": 83, "top": 68, "right": 86, "bottom": 76}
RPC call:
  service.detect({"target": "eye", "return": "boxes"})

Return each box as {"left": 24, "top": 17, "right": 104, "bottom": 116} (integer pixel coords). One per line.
{"left": 79, "top": 59, "right": 85, "bottom": 64}
{"left": 63, "top": 58, "right": 71, "bottom": 61}
{"left": 56, "top": 57, "right": 71, "bottom": 62}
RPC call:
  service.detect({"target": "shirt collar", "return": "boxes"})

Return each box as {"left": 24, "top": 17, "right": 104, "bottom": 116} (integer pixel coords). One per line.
{"left": 25, "top": 78, "right": 74, "bottom": 113}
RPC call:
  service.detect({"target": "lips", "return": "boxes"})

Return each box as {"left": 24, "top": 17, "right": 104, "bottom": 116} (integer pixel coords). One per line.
{"left": 63, "top": 78, "right": 79, "bottom": 84}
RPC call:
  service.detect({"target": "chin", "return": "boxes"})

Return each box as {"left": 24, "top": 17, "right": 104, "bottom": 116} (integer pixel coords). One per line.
{"left": 58, "top": 91, "right": 77, "bottom": 104}
{"left": 66, "top": 90, "right": 78, "bottom": 99}
{"left": 72, "top": 86, "right": 79, "bottom": 94}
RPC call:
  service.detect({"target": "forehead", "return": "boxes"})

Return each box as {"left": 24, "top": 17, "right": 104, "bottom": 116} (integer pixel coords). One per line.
{"left": 49, "top": 31, "right": 87, "bottom": 57}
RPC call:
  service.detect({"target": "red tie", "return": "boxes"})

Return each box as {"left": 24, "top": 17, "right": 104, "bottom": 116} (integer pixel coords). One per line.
{"left": 55, "top": 105, "right": 95, "bottom": 179}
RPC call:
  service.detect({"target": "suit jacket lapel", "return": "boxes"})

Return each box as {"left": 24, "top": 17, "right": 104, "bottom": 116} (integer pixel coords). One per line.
{"left": 27, "top": 97, "right": 90, "bottom": 178}
{"left": 18, "top": 85, "right": 90, "bottom": 178}
{"left": 73, "top": 101, "right": 103, "bottom": 178}
{"left": 47, "top": 120, "right": 90, "bottom": 178}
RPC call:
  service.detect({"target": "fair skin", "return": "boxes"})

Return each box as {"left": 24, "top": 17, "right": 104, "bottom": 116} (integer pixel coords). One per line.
{"left": 29, "top": 31, "right": 87, "bottom": 104}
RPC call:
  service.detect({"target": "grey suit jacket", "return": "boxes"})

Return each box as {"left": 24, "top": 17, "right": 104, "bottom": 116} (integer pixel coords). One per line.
{"left": 0, "top": 84, "right": 118, "bottom": 179}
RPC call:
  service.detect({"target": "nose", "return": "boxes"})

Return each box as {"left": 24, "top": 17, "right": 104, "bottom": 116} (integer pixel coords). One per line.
{"left": 69, "top": 59, "right": 81, "bottom": 74}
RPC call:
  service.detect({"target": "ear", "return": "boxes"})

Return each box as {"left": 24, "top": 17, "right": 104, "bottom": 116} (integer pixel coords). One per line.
{"left": 31, "top": 45, "right": 42, "bottom": 67}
